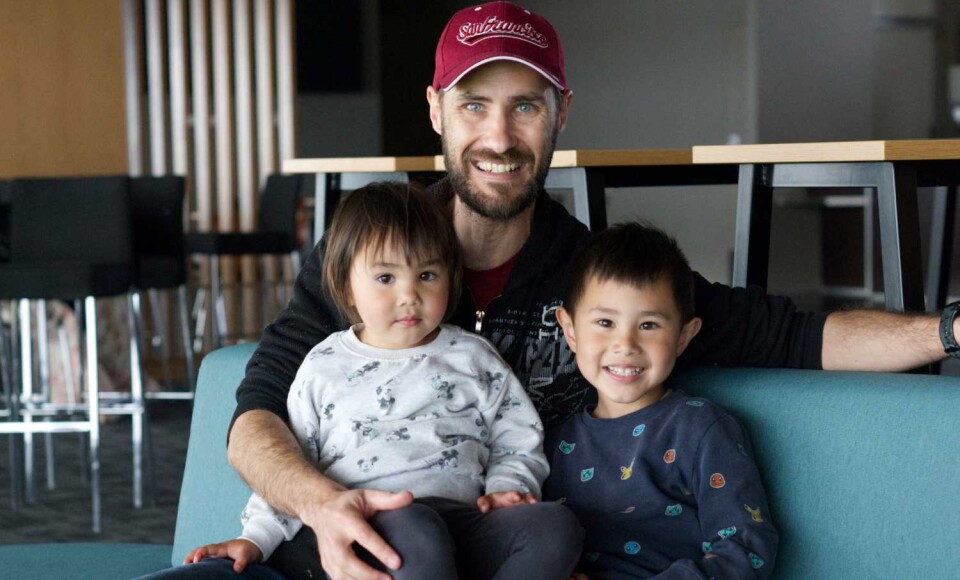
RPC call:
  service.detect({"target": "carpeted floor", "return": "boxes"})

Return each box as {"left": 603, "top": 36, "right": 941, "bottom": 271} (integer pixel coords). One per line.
{"left": 0, "top": 400, "right": 192, "bottom": 545}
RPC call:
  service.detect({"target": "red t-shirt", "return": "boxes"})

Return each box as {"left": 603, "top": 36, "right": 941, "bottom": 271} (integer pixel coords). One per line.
{"left": 464, "top": 255, "right": 517, "bottom": 311}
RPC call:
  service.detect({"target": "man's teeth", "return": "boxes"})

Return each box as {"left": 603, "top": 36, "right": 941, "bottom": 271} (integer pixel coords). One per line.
{"left": 477, "top": 161, "right": 519, "bottom": 174}
{"left": 607, "top": 366, "right": 642, "bottom": 377}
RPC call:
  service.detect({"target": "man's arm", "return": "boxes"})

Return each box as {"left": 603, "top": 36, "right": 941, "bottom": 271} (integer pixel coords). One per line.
{"left": 821, "top": 309, "right": 949, "bottom": 371}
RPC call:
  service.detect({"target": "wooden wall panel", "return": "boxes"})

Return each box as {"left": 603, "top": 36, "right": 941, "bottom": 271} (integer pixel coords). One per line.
{"left": 0, "top": 0, "right": 127, "bottom": 178}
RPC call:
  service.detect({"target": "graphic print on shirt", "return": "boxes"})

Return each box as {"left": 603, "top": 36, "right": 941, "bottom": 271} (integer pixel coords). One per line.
{"left": 485, "top": 302, "right": 578, "bottom": 407}
{"left": 664, "top": 504, "right": 683, "bottom": 516}
{"left": 350, "top": 417, "right": 380, "bottom": 442}
{"left": 375, "top": 385, "right": 395, "bottom": 411}
{"left": 620, "top": 458, "right": 635, "bottom": 480}
{"left": 307, "top": 346, "right": 335, "bottom": 360}
{"left": 385, "top": 427, "right": 410, "bottom": 442}
{"left": 558, "top": 440, "right": 576, "bottom": 454}
{"left": 477, "top": 370, "right": 505, "bottom": 392}
{"left": 624, "top": 541, "right": 641, "bottom": 555}
{"left": 496, "top": 393, "right": 523, "bottom": 419}
{"left": 663, "top": 449, "right": 676, "bottom": 463}
{"left": 356, "top": 456, "right": 378, "bottom": 472}
{"left": 347, "top": 361, "right": 380, "bottom": 383}
{"left": 686, "top": 400, "right": 704, "bottom": 407}
{"left": 702, "top": 541, "right": 713, "bottom": 553}
{"left": 749, "top": 553, "right": 766, "bottom": 569}
{"left": 580, "top": 467, "right": 595, "bottom": 482}
{"left": 426, "top": 449, "right": 460, "bottom": 470}
{"left": 718, "top": 526, "right": 737, "bottom": 539}
{"left": 710, "top": 473, "right": 726, "bottom": 489}
{"left": 431, "top": 374, "right": 456, "bottom": 399}
{"left": 632, "top": 424, "right": 645, "bottom": 436}
{"left": 744, "top": 504, "right": 763, "bottom": 522}
{"left": 322, "top": 403, "right": 335, "bottom": 420}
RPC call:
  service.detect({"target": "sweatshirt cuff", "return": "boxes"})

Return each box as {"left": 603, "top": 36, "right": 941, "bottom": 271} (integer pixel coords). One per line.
{"left": 239, "top": 527, "right": 283, "bottom": 562}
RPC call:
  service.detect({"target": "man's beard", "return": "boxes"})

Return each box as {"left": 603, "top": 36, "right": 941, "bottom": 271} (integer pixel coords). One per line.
{"left": 443, "top": 131, "right": 558, "bottom": 222}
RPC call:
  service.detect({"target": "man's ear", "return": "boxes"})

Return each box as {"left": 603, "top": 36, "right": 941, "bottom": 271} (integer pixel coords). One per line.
{"left": 427, "top": 85, "right": 443, "bottom": 135}
{"left": 556, "top": 306, "right": 577, "bottom": 353}
{"left": 676, "top": 316, "right": 703, "bottom": 356}
{"left": 557, "top": 89, "right": 573, "bottom": 132}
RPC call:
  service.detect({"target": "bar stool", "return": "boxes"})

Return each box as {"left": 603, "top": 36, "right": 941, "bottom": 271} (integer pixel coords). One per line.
{"left": 186, "top": 174, "right": 304, "bottom": 348}
{"left": 0, "top": 176, "right": 148, "bottom": 531}
{"left": 130, "top": 176, "right": 195, "bottom": 399}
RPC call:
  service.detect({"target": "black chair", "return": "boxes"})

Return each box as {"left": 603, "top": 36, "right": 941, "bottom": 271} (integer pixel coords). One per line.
{"left": 186, "top": 174, "right": 304, "bottom": 348}
{"left": 0, "top": 176, "right": 150, "bottom": 532}
{"left": 130, "top": 176, "right": 195, "bottom": 398}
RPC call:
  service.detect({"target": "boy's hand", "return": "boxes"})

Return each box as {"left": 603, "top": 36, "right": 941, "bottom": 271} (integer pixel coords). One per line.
{"left": 476, "top": 490, "right": 538, "bottom": 513}
{"left": 184, "top": 539, "right": 263, "bottom": 573}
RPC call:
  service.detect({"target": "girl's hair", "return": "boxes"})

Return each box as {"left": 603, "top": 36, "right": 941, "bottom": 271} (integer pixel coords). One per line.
{"left": 322, "top": 181, "right": 463, "bottom": 324}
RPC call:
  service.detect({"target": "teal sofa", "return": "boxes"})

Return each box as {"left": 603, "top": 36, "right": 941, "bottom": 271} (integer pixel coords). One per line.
{"left": 3, "top": 343, "right": 959, "bottom": 578}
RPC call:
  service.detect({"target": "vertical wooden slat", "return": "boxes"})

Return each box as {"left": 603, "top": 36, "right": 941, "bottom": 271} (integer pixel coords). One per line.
{"left": 233, "top": 0, "right": 258, "bottom": 337}
{"left": 255, "top": 0, "right": 279, "bottom": 316}
{"left": 145, "top": 0, "right": 168, "bottom": 176}
{"left": 122, "top": 0, "right": 145, "bottom": 177}
{"left": 167, "top": 0, "right": 189, "bottom": 176}
{"left": 255, "top": 0, "right": 276, "bottom": 184}
{"left": 212, "top": 0, "right": 239, "bottom": 339}
{"left": 275, "top": 0, "right": 295, "bottom": 165}
{"left": 190, "top": 0, "right": 212, "bottom": 231}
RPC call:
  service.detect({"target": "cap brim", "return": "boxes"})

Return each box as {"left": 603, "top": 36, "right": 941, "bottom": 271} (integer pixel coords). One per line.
{"left": 437, "top": 55, "right": 564, "bottom": 91}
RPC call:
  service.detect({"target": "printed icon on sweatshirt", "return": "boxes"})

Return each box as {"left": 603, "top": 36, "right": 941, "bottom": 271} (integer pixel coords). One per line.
{"left": 665, "top": 504, "right": 683, "bottom": 516}
{"left": 749, "top": 553, "right": 765, "bottom": 569}
{"left": 558, "top": 440, "right": 576, "bottom": 454}
{"left": 718, "top": 526, "right": 737, "bottom": 539}
{"left": 632, "top": 424, "right": 645, "bottom": 436}
{"left": 744, "top": 504, "right": 763, "bottom": 522}
{"left": 620, "top": 459, "right": 635, "bottom": 480}
{"left": 663, "top": 449, "right": 676, "bottom": 463}
{"left": 621, "top": 506, "right": 636, "bottom": 513}
{"left": 686, "top": 400, "right": 705, "bottom": 407}
{"left": 702, "top": 541, "right": 713, "bottom": 553}
{"left": 624, "top": 541, "right": 641, "bottom": 555}
{"left": 580, "top": 467, "right": 595, "bottom": 482}
{"left": 710, "top": 473, "right": 726, "bottom": 488}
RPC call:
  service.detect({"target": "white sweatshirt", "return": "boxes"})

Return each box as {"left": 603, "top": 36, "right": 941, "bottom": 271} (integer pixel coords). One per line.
{"left": 239, "top": 324, "right": 548, "bottom": 560}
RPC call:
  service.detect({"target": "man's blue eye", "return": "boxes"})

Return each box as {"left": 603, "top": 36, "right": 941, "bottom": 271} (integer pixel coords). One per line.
{"left": 517, "top": 103, "right": 533, "bottom": 113}
{"left": 466, "top": 103, "right": 482, "bottom": 112}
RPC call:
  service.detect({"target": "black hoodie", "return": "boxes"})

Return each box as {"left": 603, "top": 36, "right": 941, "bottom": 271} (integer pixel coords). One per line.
{"left": 232, "top": 178, "right": 826, "bottom": 432}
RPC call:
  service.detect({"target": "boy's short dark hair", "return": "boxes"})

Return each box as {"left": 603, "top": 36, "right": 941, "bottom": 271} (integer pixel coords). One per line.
{"left": 322, "top": 181, "right": 462, "bottom": 324}
{"left": 564, "top": 222, "right": 696, "bottom": 322}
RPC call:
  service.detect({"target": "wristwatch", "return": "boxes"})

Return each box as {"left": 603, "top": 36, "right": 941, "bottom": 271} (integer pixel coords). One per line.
{"left": 939, "top": 300, "right": 960, "bottom": 358}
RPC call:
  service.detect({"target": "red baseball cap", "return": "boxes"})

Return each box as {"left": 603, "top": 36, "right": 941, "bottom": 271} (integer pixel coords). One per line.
{"left": 432, "top": 1, "right": 566, "bottom": 91}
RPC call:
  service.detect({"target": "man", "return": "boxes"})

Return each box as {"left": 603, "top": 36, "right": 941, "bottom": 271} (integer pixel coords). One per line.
{"left": 227, "top": 3, "right": 960, "bottom": 579}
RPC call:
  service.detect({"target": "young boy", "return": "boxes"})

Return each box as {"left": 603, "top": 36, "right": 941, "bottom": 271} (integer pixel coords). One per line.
{"left": 545, "top": 222, "right": 778, "bottom": 579}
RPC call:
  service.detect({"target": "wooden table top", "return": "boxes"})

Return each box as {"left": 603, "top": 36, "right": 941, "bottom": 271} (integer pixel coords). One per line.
{"left": 692, "top": 139, "right": 960, "bottom": 164}
{"left": 284, "top": 149, "right": 694, "bottom": 174}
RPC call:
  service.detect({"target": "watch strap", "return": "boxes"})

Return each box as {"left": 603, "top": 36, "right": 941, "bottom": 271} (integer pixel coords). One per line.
{"left": 939, "top": 300, "right": 960, "bottom": 358}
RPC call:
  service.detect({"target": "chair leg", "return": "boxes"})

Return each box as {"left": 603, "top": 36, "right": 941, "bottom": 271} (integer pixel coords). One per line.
{"left": 177, "top": 285, "right": 196, "bottom": 393}
{"left": 191, "top": 287, "right": 207, "bottom": 354}
{"left": 147, "top": 289, "right": 174, "bottom": 390}
{"left": 128, "top": 293, "right": 151, "bottom": 509}
{"left": 36, "top": 301, "right": 55, "bottom": 490}
{"left": 0, "top": 302, "right": 24, "bottom": 510}
{"left": 212, "top": 256, "right": 227, "bottom": 348}
{"left": 82, "top": 296, "right": 102, "bottom": 534}
{"left": 19, "top": 300, "right": 35, "bottom": 504}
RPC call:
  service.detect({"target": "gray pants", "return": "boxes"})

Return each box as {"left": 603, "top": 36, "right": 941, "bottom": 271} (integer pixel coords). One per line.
{"left": 270, "top": 496, "right": 584, "bottom": 580}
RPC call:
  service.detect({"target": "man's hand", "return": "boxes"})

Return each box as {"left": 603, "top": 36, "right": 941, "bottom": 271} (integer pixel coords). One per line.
{"left": 476, "top": 490, "right": 538, "bottom": 513}
{"left": 303, "top": 487, "right": 414, "bottom": 580}
{"left": 183, "top": 539, "right": 262, "bottom": 573}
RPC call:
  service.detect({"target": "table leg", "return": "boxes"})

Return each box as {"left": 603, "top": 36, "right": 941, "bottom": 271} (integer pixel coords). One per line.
{"left": 732, "top": 164, "right": 773, "bottom": 289}
{"left": 926, "top": 186, "right": 957, "bottom": 312}
{"left": 876, "top": 163, "right": 924, "bottom": 312}
{"left": 571, "top": 167, "right": 607, "bottom": 230}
